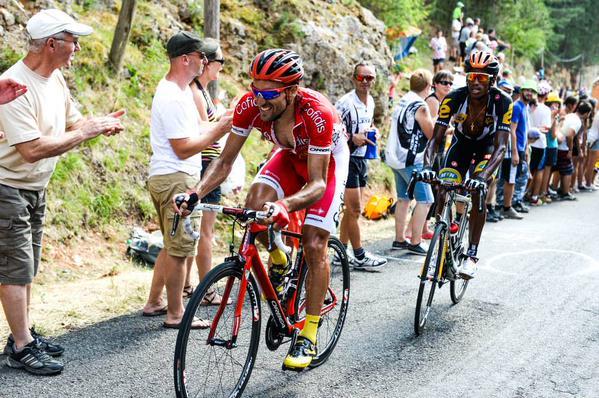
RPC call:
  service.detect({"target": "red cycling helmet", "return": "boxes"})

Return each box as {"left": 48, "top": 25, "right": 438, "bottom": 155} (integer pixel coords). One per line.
{"left": 250, "top": 49, "right": 304, "bottom": 84}
{"left": 465, "top": 51, "right": 500, "bottom": 77}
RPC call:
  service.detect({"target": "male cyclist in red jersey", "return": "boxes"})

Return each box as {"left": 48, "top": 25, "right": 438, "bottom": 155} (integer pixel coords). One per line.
{"left": 417, "top": 51, "right": 513, "bottom": 279}
{"left": 175, "top": 49, "right": 349, "bottom": 370}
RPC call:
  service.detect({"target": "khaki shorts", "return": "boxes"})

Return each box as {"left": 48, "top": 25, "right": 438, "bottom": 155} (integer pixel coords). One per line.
{"left": 0, "top": 183, "right": 45, "bottom": 285}
{"left": 148, "top": 172, "right": 201, "bottom": 258}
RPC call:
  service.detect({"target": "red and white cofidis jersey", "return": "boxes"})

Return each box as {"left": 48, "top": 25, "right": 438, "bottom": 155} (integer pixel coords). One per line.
{"left": 232, "top": 87, "right": 347, "bottom": 157}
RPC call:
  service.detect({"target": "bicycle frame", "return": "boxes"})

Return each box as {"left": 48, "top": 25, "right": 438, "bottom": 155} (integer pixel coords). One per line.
{"left": 424, "top": 187, "right": 472, "bottom": 281}
{"left": 206, "top": 222, "right": 340, "bottom": 348}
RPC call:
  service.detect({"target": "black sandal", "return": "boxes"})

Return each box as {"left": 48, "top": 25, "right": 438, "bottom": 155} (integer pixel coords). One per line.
{"left": 182, "top": 285, "right": 194, "bottom": 299}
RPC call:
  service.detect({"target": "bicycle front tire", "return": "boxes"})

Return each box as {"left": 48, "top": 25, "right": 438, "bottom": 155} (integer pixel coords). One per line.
{"left": 174, "top": 260, "right": 261, "bottom": 398}
{"left": 294, "top": 236, "right": 350, "bottom": 368}
{"left": 414, "top": 225, "right": 446, "bottom": 335}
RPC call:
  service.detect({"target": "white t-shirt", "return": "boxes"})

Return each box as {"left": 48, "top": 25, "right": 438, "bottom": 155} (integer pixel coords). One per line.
{"left": 430, "top": 37, "right": 447, "bottom": 59}
{"left": 530, "top": 103, "right": 551, "bottom": 149}
{"left": 558, "top": 113, "right": 582, "bottom": 151}
{"left": 0, "top": 61, "right": 82, "bottom": 190}
{"left": 451, "top": 20, "right": 461, "bottom": 39}
{"left": 335, "top": 90, "right": 374, "bottom": 157}
{"left": 149, "top": 79, "right": 203, "bottom": 177}
{"left": 587, "top": 115, "right": 599, "bottom": 145}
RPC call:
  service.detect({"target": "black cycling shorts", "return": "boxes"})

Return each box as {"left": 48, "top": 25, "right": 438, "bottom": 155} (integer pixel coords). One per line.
{"left": 438, "top": 132, "right": 495, "bottom": 183}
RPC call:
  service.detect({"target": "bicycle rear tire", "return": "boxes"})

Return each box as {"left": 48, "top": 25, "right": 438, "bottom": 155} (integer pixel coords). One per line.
{"left": 174, "top": 261, "right": 261, "bottom": 398}
{"left": 414, "top": 225, "right": 446, "bottom": 335}
{"left": 294, "top": 236, "right": 350, "bottom": 368}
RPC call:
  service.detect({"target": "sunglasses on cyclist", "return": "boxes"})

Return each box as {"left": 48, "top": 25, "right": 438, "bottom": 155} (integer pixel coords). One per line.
{"left": 437, "top": 80, "right": 453, "bottom": 87}
{"left": 466, "top": 72, "right": 492, "bottom": 84}
{"left": 250, "top": 84, "right": 295, "bottom": 101}
{"left": 355, "top": 74, "right": 375, "bottom": 82}
{"left": 210, "top": 58, "right": 225, "bottom": 65}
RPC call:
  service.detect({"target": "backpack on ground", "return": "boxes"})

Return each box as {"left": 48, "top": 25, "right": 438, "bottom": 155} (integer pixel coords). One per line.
{"left": 125, "top": 227, "right": 163, "bottom": 266}
{"left": 363, "top": 195, "right": 395, "bottom": 220}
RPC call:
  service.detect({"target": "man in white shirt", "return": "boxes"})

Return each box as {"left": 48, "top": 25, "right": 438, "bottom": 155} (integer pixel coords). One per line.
{"left": 0, "top": 9, "right": 124, "bottom": 375}
{"left": 335, "top": 62, "right": 386, "bottom": 271}
{"left": 142, "top": 31, "right": 231, "bottom": 329}
{"left": 528, "top": 87, "right": 552, "bottom": 205}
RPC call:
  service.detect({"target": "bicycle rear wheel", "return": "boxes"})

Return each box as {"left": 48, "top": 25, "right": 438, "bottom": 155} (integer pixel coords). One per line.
{"left": 294, "top": 236, "right": 350, "bottom": 368}
{"left": 174, "top": 261, "right": 261, "bottom": 398}
{"left": 414, "top": 225, "right": 446, "bottom": 335}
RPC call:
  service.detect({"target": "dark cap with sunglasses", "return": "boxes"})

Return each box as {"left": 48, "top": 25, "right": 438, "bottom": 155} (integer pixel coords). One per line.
{"left": 167, "top": 31, "right": 212, "bottom": 59}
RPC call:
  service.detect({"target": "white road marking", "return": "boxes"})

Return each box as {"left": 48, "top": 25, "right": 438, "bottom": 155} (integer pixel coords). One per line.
{"left": 478, "top": 249, "right": 599, "bottom": 276}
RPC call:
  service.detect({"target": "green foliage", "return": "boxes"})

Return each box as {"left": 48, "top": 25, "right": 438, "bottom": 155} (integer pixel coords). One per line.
{"left": 359, "top": 0, "right": 429, "bottom": 31}
{"left": 428, "top": 0, "right": 552, "bottom": 63}
{"left": 545, "top": 0, "right": 599, "bottom": 66}
{"left": 0, "top": 47, "right": 23, "bottom": 73}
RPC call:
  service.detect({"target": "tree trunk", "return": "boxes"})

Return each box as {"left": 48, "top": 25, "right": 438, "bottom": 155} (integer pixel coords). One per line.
{"left": 108, "top": 0, "right": 137, "bottom": 72}
{"left": 204, "top": 0, "right": 220, "bottom": 98}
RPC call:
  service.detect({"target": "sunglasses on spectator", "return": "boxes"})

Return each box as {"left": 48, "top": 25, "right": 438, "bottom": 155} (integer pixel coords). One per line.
{"left": 250, "top": 84, "right": 295, "bottom": 100}
{"left": 210, "top": 58, "right": 225, "bottom": 65}
{"left": 53, "top": 37, "right": 80, "bottom": 47}
{"left": 355, "top": 74, "right": 375, "bottom": 82}
{"left": 466, "top": 72, "right": 492, "bottom": 84}
{"left": 436, "top": 80, "right": 453, "bottom": 86}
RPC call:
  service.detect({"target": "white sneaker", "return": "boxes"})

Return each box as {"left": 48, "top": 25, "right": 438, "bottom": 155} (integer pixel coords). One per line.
{"left": 353, "top": 251, "right": 387, "bottom": 272}
{"left": 332, "top": 248, "right": 354, "bottom": 267}
{"left": 458, "top": 257, "right": 478, "bottom": 280}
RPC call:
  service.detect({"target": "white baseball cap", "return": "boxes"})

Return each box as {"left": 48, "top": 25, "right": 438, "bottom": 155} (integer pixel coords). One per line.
{"left": 26, "top": 9, "right": 93, "bottom": 40}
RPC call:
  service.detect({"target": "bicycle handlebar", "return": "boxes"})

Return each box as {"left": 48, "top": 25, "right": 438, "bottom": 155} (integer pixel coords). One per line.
{"left": 171, "top": 194, "right": 292, "bottom": 253}
{"left": 407, "top": 172, "right": 486, "bottom": 212}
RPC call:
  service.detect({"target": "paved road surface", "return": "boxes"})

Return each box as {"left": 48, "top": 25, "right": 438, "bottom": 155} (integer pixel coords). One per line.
{"left": 2, "top": 192, "right": 599, "bottom": 397}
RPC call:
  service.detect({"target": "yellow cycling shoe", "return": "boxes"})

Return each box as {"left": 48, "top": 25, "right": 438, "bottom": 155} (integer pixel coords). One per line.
{"left": 282, "top": 336, "right": 316, "bottom": 371}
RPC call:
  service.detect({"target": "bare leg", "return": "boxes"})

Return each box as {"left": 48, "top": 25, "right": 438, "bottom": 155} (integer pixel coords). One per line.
{"left": 468, "top": 190, "right": 486, "bottom": 246}
{"left": 184, "top": 257, "right": 193, "bottom": 288}
{"left": 143, "top": 249, "right": 167, "bottom": 313}
{"left": 531, "top": 168, "right": 544, "bottom": 198}
{"left": 339, "top": 187, "right": 362, "bottom": 249}
{"left": 303, "top": 225, "right": 330, "bottom": 315}
{"left": 163, "top": 252, "right": 187, "bottom": 324}
{"left": 503, "top": 182, "right": 515, "bottom": 208}
{"left": 0, "top": 284, "right": 34, "bottom": 349}
{"left": 195, "top": 211, "right": 218, "bottom": 282}
{"left": 410, "top": 203, "right": 431, "bottom": 245}
{"left": 541, "top": 165, "right": 553, "bottom": 196}
{"left": 394, "top": 199, "right": 411, "bottom": 242}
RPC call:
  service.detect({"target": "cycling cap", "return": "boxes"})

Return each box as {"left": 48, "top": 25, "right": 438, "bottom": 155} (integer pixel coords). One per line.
{"left": 465, "top": 51, "right": 500, "bottom": 76}
{"left": 250, "top": 49, "right": 304, "bottom": 84}
{"left": 545, "top": 92, "right": 562, "bottom": 104}
{"left": 521, "top": 79, "right": 539, "bottom": 93}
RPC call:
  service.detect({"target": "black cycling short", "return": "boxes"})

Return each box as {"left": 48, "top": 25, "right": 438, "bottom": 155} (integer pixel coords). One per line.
{"left": 200, "top": 158, "right": 222, "bottom": 204}
{"left": 439, "top": 132, "right": 495, "bottom": 183}
{"left": 346, "top": 156, "right": 368, "bottom": 189}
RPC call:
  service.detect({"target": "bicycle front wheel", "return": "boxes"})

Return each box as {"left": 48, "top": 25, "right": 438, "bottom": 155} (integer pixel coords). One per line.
{"left": 414, "top": 225, "right": 446, "bottom": 335}
{"left": 174, "top": 261, "right": 261, "bottom": 398}
{"left": 450, "top": 218, "right": 469, "bottom": 304}
{"left": 294, "top": 236, "right": 350, "bottom": 368}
